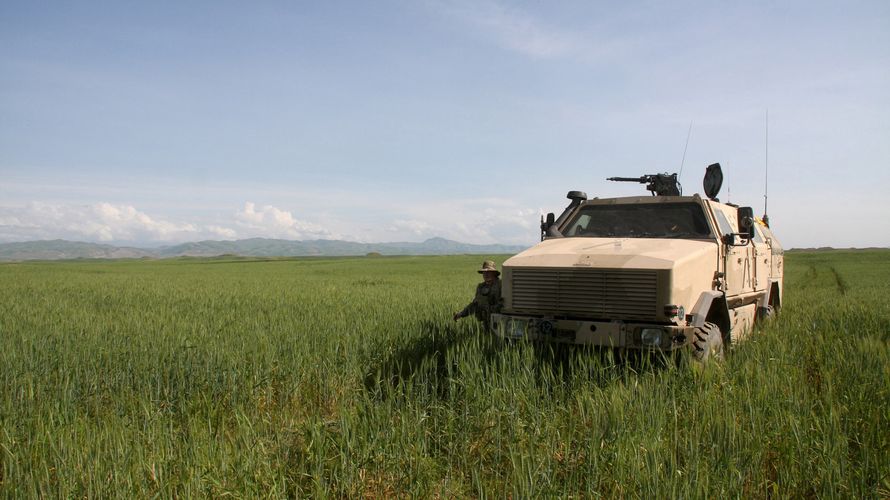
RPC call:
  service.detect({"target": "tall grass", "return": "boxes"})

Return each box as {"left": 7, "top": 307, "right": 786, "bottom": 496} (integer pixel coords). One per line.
{"left": 1, "top": 251, "right": 888, "bottom": 497}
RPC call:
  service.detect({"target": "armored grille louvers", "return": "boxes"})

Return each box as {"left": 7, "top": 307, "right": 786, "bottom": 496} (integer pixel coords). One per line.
{"left": 510, "top": 268, "right": 658, "bottom": 320}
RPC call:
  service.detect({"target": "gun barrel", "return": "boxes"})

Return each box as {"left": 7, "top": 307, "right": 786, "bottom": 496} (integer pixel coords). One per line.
{"left": 607, "top": 176, "right": 646, "bottom": 183}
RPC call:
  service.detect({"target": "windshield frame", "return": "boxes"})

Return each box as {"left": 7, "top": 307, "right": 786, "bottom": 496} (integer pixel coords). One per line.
{"left": 561, "top": 200, "right": 716, "bottom": 240}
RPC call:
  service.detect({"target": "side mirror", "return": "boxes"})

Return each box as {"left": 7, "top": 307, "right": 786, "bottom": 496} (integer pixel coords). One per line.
{"left": 540, "top": 212, "right": 556, "bottom": 240}
{"left": 738, "top": 206, "right": 755, "bottom": 240}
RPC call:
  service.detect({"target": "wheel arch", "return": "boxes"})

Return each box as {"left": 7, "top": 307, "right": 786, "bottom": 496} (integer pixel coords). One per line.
{"left": 758, "top": 279, "right": 782, "bottom": 312}
{"left": 768, "top": 280, "right": 781, "bottom": 309}
{"left": 690, "top": 291, "right": 731, "bottom": 341}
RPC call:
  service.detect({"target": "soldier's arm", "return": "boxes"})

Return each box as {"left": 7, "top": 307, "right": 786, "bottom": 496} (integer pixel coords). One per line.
{"left": 454, "top": 303, "right": 474, "bottom": 321}
{"left": 454, "top": 286, "right": 480, "bottom": 320}
{"left": 459, "top": 300, "right": 478, "bottom": 317}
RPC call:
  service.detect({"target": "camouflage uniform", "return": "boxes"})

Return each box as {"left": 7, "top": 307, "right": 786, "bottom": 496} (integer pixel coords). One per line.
{"left": 457, "top": 278, "right": 503, "bottom": 330}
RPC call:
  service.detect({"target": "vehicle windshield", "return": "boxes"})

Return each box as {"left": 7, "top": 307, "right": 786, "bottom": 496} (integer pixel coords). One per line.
{"left": 563, "top": 202, "right": 713, "bottom": 239}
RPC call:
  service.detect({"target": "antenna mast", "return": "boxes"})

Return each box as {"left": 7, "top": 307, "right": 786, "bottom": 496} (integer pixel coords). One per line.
{"left": 763, "top": 110, "right": 770, "bottom": 226}
{"left": 678, "top": 120, "right": 693, "bottom": 180}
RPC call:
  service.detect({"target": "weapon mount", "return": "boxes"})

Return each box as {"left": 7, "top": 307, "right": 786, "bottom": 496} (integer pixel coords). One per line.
{"left": 607, "top": 173, "right": 681, "bottom": 196}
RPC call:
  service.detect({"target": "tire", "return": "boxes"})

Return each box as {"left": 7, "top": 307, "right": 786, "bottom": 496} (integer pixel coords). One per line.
{"left": 692, "top": 321, "right": 724, "bottom": 363}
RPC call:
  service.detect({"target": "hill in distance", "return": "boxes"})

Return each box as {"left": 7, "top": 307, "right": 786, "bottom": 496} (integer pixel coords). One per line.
{"left": 0, "top": 239, "right": 154, "bottom": 261}
{"left": 0, "top": 237, "right": 528, "bottom": 261}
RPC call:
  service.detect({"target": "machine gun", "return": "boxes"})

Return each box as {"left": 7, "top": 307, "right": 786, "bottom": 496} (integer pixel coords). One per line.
{"left": 607, "top": 173, "right": 681, "bottom": 196}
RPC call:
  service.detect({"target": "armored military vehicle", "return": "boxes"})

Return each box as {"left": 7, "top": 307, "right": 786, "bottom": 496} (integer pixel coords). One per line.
{"left": 491, "top": 164, "right": 783, "bottom": 362}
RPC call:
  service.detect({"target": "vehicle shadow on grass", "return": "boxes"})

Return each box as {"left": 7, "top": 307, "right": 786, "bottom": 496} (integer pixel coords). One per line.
{"left": 362, "top": 318, "right": 488, "bottom": 400}
{"left": 523, "top": 342, "right": 684, "bottom": 392}
{"left": 363, "top": 319, "right": 681, "bottom": 400}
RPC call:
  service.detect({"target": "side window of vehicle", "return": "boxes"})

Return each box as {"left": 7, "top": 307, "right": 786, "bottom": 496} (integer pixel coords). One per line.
{"left": 759, "top": 225, "right": 783, "bottom": 254}
{"left": 713, "top": 210, "right": 735, "bottom": 236}
{"left": 751, "top": 224, "right": 765, "bottom": 244}
{"left": 567, "top": 214, "right": 591, "bottom": 236}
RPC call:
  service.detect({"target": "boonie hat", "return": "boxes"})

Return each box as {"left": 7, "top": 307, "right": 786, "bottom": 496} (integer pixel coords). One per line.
{"left": 478, "top": 260, "right": 500, "bottom": 275}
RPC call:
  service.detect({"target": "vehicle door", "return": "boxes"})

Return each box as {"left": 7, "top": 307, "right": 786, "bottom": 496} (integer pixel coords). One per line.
{"left": 750, "top": 223, "right": 770, "bottom": 291}
{"left": 760, "top": 224, "right": 785, "bottom": 280}
{"left": 712, "top": 207, "right": 755, "bottom": 296}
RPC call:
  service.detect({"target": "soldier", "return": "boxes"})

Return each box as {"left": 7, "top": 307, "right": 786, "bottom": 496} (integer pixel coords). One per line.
{"left": 453, "top": 260, "right": 504, "bottom": 329}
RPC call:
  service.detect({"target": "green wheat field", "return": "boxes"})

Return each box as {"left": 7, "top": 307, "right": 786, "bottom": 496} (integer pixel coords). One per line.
{"left": 1, "top": 250, "right": 888, "bottom": 497}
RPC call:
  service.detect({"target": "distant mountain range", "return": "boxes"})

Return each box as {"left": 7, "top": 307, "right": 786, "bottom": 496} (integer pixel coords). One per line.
{"left": 0, "top": 237, "right": 528, "bottom": 261}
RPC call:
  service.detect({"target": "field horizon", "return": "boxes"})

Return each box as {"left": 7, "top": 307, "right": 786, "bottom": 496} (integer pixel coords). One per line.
{"left": 0, "top": 237, "right": 528, "bottom": 262}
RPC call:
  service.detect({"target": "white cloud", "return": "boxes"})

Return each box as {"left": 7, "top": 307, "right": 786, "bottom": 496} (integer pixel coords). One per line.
{"left": 0, "top": 196, "right": 543, "bottom": 247}
{"left": 0, "top": 201, "right": 338, "bottom": 244}
{"left": 466, "top": 3, "right": 575, "bottom": 58}
{"left": 433, "top": 0, "right": 628, "bottom": 61}
{"left": 380, "top": 197, "right": 541, "bottom": 246}
{"left": 436, "top": 0, "right": 576, "bottom": 58}
{"left": 233, "top": 202, "right": 336, "bottom": 240}
{"left": 0, "top": 202, "right": 235, "bottom": 244}
{"left": 206, "top": 225, "right": 238, "bottom": 239}
{"left": 388, "top": 219, "right": 434, "bottom": 236}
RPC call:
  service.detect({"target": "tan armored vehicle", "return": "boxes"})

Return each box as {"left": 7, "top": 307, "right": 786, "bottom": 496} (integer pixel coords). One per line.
{"left": 491, "top": 164, "right": 783, "bottom": 361}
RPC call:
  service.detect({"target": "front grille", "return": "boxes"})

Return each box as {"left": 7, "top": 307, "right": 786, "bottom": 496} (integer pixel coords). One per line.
{"left": 510, "top": 267, "right": 658, "bottom": 320}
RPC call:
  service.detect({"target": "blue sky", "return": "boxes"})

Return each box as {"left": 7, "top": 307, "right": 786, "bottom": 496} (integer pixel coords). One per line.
{"left": 2, "top": 0, "right": 888, "bottom": 248}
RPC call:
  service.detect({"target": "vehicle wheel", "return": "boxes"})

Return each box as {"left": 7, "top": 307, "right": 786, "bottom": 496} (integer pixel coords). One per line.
{"left": 692, "top": 321, "right": 724, "bottom": 363}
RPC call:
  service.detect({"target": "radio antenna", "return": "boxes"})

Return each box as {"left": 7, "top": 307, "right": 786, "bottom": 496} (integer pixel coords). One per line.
{"left": 763, "top": 110, "right": 770, "bottom": 226}
{"left": 678, "top": 120, "right": 693, "bottom": 180}
{"left": 727, "top": 171, "right": 731, "bottom": 203}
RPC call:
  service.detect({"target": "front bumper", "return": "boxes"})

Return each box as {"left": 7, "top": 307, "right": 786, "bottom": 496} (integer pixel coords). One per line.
{"left": 490, "top": 313, "right": 693, "bottom": 350}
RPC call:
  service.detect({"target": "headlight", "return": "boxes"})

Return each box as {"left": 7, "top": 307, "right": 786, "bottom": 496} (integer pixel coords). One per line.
{"left": 640, "top": 328, "right": 664, "bottom": 347}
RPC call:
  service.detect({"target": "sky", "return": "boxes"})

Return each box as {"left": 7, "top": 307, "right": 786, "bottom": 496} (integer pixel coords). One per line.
{"left": 1, "top": 0, "right": 888, "bottom": 249}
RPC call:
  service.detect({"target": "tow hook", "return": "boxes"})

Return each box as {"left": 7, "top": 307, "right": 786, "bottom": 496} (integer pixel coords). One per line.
{"left": 672, "top": 334, "right": 687, "bottom": 345}
{"left": 537, "top": 319, "right": 555, "bottom": 336}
